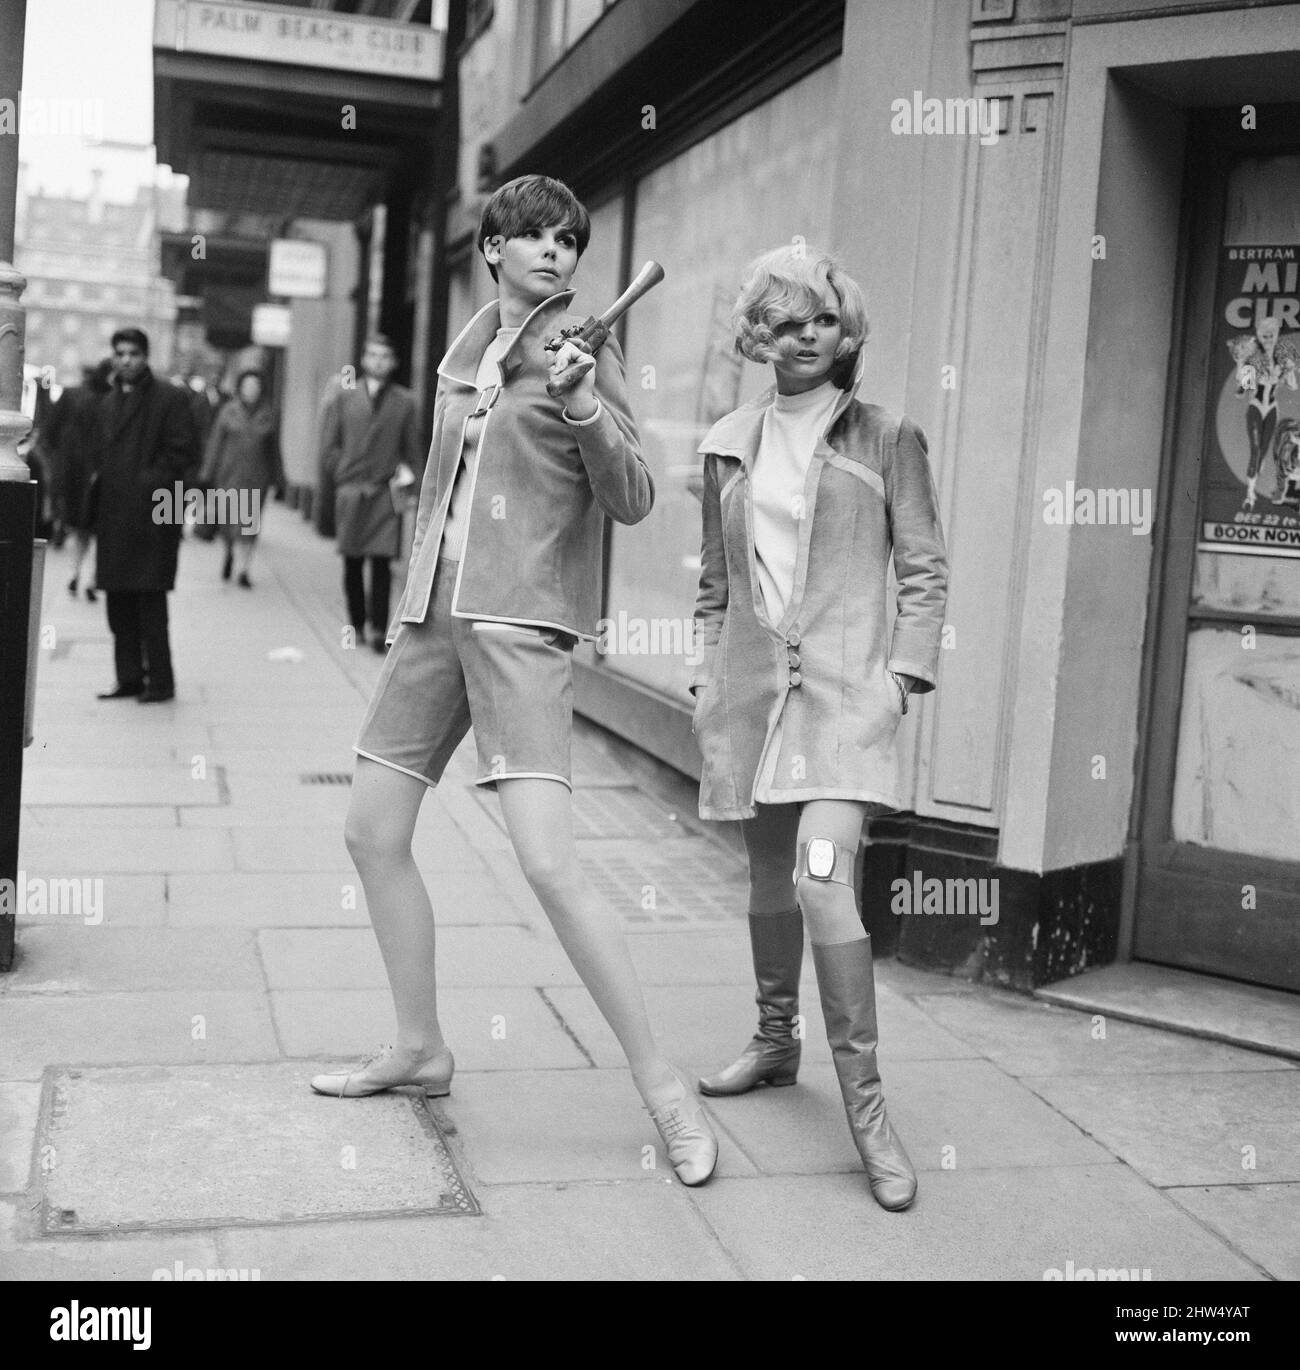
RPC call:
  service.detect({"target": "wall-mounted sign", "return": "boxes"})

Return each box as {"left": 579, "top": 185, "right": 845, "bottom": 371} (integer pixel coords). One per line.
{"left": 1199, "top": 244, "right": 1300, "bottom": 559}
{"left": 269, "top": 238, "right": 327, "bottom": 299}
{"left": 154, "top": 0, "right": 443, "bottom": 83}
{"left": 251, "top": 302, "right": 291, "bottom": 348}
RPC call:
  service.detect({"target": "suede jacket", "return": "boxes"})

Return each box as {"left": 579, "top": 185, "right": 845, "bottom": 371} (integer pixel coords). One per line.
{"left": 390, "top": 291, "right": 653, "bottom": 642}
{"left": 691, "top": 359, "right": 948, "bottom": 820}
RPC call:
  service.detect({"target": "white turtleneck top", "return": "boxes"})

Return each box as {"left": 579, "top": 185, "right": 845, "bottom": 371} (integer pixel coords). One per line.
{"left": 751, "top": 379, "right": 840, "bottom": 621}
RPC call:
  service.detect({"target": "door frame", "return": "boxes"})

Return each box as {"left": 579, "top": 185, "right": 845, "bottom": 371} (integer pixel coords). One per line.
{"left": 1128, "top": 105, "right": 1300, "bottom": 992}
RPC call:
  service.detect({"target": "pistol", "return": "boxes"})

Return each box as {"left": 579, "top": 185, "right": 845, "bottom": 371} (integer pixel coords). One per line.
{"left": 543, "top": 260, "right": 666, "bottom": 398}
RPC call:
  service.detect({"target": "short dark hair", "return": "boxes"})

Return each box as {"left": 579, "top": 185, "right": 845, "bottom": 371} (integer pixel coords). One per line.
{"left": 363, "top": 334, "right": 398, "bottom": 357}
{"left": 111, "top": 327, "right": 150, "bottom": 355}
{"left": 477, "top": 174, "right": 591, "bottom": 282}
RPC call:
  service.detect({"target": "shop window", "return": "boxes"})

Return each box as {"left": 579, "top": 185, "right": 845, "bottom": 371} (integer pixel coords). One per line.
{"left": 566, "top": 0, "right": 604, "bottom": 46}
{"left": 569, "top": 195, "right": 623, "bottom": 325}
{"left": 604, "top": 58, "right": 842, "bottom": 700}
{"left": 531, "top": 0, "right": 618, "bottom": 84}
{"left": 465, "top": 0, "right": 494, "bottom": 44}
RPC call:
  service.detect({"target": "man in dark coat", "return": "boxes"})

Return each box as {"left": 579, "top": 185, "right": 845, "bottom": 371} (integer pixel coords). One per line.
{"left": 93, "top": 327, "right": 199, "bottom": 703}
{"left": 315, "top": 335, "right": 425, "bottom": 652}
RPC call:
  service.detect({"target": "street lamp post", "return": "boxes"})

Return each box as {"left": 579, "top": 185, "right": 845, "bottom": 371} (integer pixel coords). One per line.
{"left": 1, "top": 0, "right": 34, "bottom": 970}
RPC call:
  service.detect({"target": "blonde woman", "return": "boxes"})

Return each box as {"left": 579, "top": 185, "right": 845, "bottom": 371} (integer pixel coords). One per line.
{"left": 690, "top": 245, "right": 948, "bottom": 1209}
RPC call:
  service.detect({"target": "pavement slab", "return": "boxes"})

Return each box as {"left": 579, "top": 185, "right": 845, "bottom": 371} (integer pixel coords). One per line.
{"left": 13, "top": 875, "right": 166, "bottom": 927}
{"left": 214, "top": 748, "right": 364, "bottom": 777}
{"left": 4, "top": 927, "right": 264, "bottom": 994}
{"left": 1, "top": 992, "right": 282, "bottom": 1078}
{"left": 545, "top": 981, "right": 979, "bottom": 1073}
{"left": 166, "top": 869, "right": 532, "bottom": 928}
{"left": 1164, "top": 1182, "right": 1300, "bottom": 1281}
{"left": 700, "top": 1059, "right": 1114, "bottom": 1176}
{"left": 623, "top": 931, "right": 764, "bottom": 985}
{"left": 19, "top": 825, "right": 236, "bottom": 874}
{"left": 273, "top": 986, "right": 591, "bottom": 1070}
{"left": 167, "top": 871, "right": 371, "bottom": 927}
{"left": 0, "top": 1199, "right": 224, "bottom": 1282}
{"left": 23, "top": 807, "right": 180, "bottom": 829}
{"left": 36, "top": 1063, "right": 475, "bottom": 1234}
{"left": 0, "top": 1083, "right": 42, "bottom": 1193}
{"left": 915, "top": 990, "right": 1294, "bottom": 1076}
{"left": 436, "top": 1068, "right": 759, "bottom": 1185}
{"left": 688, "top": 1168, "right": 1263, "bottom": 1281}
{"left": 216, "top": 1180, "right": 742, "bottom": 1281}
{"left": 1023, "top": 1071, "right": 1300, "bottom": 1186}
{"left": 20, "top": 766, "right": 222, "bottom": 808}
{"left": 1036, "top": 962, "right": 1300, "bottom": 1060}
{"left": 23, "top": 737, "right": 197, "bottom": 767}
{"left": 258, "top": 925, "right": 582, "bottom": 990}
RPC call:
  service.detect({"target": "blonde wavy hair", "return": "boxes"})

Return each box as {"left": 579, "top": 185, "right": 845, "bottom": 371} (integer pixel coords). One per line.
{"left": 731, "top": 245, "right": 868, "bottom": 384}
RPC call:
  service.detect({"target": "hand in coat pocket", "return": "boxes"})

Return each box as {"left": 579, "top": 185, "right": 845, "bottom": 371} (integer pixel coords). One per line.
{"left": 691, "top": 684, "right": 710, "bottom": 735}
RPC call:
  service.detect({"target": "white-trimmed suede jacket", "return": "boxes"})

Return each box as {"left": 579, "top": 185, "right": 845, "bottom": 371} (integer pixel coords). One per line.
{"left": 390, "top": 290, "right": 653, "bottom": 643}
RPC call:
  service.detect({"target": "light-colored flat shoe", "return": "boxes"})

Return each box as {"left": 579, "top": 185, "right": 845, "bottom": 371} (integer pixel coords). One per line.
{"left": 310, "top": 1044, "right": 454, "bottom": 1099}
{"left": 646, "top": 1066, "right": 719, "bottom": 1187}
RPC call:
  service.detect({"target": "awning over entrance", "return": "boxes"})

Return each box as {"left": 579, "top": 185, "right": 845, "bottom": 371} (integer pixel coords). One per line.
{"left": 152, "top": 0, "right": 444, "bottom": 223}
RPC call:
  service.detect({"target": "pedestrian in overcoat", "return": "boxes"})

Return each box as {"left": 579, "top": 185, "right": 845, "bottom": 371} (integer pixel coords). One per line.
{"left": 92, "top": 327, "right": 200, "bottom": 703}
{"left": 315, "top": 336, "right": 424, "bottom": 651}
{"left": 47, "top": 358, "right": 113, "bottom": 600}
{"left": 691, "top": 246, "right": 948, "bottom": 1212}
{"left": 198, "top": 368, "right": 282, "bottom": 587}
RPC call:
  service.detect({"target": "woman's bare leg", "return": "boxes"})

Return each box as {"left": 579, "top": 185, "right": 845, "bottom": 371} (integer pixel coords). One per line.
{"left": 343, "top": 755, "right": 448, "bottom": 1057}
{"left": 495, "top": 776, "right": 678, "bottom": 1106}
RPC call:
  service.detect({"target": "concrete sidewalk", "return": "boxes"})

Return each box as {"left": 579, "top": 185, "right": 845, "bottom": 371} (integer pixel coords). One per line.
{"left": 1, "top": 503, "right": 1294, "bottom": 1281}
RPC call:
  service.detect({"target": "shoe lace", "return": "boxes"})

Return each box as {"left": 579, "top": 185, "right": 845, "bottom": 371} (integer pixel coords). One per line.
{"left": 334, "top": 1045, "right": 392, "bottom": 1099}
{"left": 656, "top": 1106, "right": 689, "bottom": 1140}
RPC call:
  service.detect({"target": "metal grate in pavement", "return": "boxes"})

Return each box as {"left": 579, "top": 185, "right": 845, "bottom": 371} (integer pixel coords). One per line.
{"left": 473, "top": 783, "right": 691, "bottom": 841}
{"left": 575, "top": 842, "right": 749, "bottom": 924}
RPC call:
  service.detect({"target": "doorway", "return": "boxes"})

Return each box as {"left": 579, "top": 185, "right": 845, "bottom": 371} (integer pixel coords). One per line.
{"left": 1133, "top": 108, "right": 1300, "bottom": 992}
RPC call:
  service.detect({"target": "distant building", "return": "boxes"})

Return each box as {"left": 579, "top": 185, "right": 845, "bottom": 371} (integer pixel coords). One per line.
{"left": 150, "top": 0, "right": 456, "bottom": 513}
{"left": 14, "top": 162, "right": 183, "bottom": 385}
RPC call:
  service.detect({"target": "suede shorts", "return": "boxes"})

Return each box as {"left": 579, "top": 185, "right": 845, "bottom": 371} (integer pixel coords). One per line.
{"left": 353, "top": 557, "right": 577, "bottom": 790}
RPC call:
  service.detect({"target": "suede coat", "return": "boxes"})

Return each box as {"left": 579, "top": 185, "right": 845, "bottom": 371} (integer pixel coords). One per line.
{"left": 691, "top": 365, "right": 948, "bottom": 821}
{"left": 392, "top": 290, "right": 652, "bottom": 642}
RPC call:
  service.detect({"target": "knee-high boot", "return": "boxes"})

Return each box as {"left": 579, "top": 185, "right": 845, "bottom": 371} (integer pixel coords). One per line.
{"left": 811, "top": 936, "right": 917, "bottom": 1210}
{"left": 699, "top": 908, "right": 803, "bottom": 1096}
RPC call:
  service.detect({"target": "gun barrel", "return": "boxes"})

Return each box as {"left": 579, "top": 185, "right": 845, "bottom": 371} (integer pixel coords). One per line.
{"left": 543, "top": 261, "right": 664, "bottom": 397}
{"left": 597, "top": 261, "right": 666, "bottom": 333}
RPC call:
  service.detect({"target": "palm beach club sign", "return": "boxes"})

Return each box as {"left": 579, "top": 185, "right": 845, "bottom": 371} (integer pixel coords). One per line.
{"left": 154, "top": 0, "right": 443, "bottom": 82}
